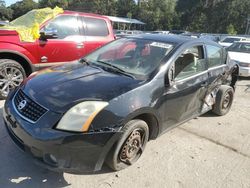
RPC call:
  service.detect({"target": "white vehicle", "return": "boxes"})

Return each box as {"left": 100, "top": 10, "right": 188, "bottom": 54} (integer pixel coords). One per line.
{"left": 0, "top": 20, "right": 9, "bottom": 26}
{"left": 219, "top": 36, "right": 247, "bottom": 47}
{"left": 151, "top": 31, "right": 169, "bottom": 35}
{"left": 227, "top": 41, "right": 250, "bottom": 77}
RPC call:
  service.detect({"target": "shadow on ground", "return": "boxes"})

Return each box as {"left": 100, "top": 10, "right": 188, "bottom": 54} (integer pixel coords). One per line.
{"left": 0, "top": 107, "right": 71, "bottom": 187}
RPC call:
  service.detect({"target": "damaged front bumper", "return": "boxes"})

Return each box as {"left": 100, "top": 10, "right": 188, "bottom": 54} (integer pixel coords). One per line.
{"left": 3, "top": 101, "right": 122, "bottom": 173}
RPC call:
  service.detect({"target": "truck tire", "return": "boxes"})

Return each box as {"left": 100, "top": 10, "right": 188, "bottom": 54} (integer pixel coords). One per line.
{"left": 106, "top": 119, "right": 149, "bottom": 171}
{"left": 0, "top": 59, "right": 26, "bottom": 99}
{"left": 212, "top": 85, "right": 234, "bottom": 116}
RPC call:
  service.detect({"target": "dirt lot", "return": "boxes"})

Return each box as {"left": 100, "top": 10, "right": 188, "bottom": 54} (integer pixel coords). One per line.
{"left": 0, "top": 79, "right": 249, "bottom": 188}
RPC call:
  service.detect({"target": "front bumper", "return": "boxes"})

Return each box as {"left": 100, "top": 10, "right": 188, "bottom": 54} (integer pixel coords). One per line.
{"left": 239, "top": 66, "right": 250, "bottom": 77}
{"left": 3, "top": 98, "right": 121, "bottom": 173}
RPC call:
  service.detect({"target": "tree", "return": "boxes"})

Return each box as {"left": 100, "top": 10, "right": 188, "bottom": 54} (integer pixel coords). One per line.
{"left": 39, "top": 0, "right": 69, "bottom": 9}
{"left": 66, "top": 0, "right": 117, "bottom": 16}
{"left": 10, "top": 0, "right": 38, "bottom": 19}
{"left": 116, "top": 0, "right": 137, "bottom": 18}
{"left": 138, "top": 0, "right": 178, "bottom": 30}
{"left": 0, "top": 0, "right": 13, "bottom": 21}
{"left": 177, "top": 0, "right": 250, "bottom": 34}
{"left": 226, "top": 24, "right": 237, "bottom": 35}
{"left": 2, "top": 0, "right": 249, "bottom": 34}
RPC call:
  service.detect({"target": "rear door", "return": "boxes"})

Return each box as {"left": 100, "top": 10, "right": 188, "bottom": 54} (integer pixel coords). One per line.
{"left": 80, "top": 16, "right": 114, "bottom": 55}
{"left": 159, "top": 44, "right": 208, "bottom": 131}
{"left": 37, "top": 15, "right": 85, "bottom": 65}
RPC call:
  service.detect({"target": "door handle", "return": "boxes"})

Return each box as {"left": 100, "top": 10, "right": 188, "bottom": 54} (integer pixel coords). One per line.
{"left": 76, "top": 42, "right": 84, "bottom": 49}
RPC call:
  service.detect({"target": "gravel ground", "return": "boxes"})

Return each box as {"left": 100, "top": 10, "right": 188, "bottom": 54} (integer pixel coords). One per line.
{"left": 0, "top": 78, "right": 249, "bottom": 188}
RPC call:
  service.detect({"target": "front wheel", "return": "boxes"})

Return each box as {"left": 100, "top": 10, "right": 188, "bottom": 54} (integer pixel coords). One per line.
{"left": 0, "top": 59, "right": 26, "bottom": 99}
{"left": 212, "top": 85, "right": 234, "bottom": 116}
{"left": 106, "top": 119, "right": 149, "bottom": 171}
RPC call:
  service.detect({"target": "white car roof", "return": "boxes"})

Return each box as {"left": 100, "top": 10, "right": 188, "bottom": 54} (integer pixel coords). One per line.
{"left": 234, "top": 40, "right": 250, "bottom": 43}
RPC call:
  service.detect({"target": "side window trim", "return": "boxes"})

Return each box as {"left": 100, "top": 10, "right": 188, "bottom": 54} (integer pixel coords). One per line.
{"left": 175, "top": 70, "right": 208, "bottom": 83}
{"left": 208, "top": 64, "right": 227, "bottom": 71}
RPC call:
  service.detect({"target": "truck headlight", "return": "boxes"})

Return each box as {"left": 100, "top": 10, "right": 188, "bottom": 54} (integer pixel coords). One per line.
{"left": 56, "top": 101, "right": 108, "bottom": 132}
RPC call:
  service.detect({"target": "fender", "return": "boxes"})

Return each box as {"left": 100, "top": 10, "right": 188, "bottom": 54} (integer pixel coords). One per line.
{"left": 122, "top": 107, "right": 160, "bottom": 125}
{"left": 120, "top": 107, "right": 161, "bottom": 139}
{"left": 0, "top": 42, "right": 37, "bottom": 67}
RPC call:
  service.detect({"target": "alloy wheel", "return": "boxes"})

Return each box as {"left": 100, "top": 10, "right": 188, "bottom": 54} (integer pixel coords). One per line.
{"left": 0, "top": 67, "right": 24, "bottom": 97}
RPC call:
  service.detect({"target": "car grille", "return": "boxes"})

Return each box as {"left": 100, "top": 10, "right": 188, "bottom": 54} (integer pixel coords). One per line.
{"left": 13, "top": 89, "right": 48, "bottom": 123}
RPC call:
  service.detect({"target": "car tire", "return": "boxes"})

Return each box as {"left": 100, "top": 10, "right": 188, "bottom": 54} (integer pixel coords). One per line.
{"left": 0, "top": 59, "right": 26, "bottom": 99}
{"left": 212, "top": 85, "right": 234, "bottom": 116}
{"left": 106, "top": 119, "right": 149, "bottom": 171}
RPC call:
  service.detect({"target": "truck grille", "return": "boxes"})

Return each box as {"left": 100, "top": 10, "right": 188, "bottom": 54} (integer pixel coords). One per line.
{"left": 13, "top": 89, "right": 48, "bottom": 123}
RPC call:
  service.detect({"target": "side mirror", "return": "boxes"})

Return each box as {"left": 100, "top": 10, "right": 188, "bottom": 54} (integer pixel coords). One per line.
{"left": 40, "top": 28, "right": 58, "bottom": 40}
{"left": 165, "top": 64, "right": 175, "bottom": 87}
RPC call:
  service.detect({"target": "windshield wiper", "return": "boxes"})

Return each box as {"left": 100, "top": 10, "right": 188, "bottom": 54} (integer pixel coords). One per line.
{"left": 79, "top": 58, "right": 90, "bottom": 65}
{"left": 96, "top": 60, "right": 135, "bottom": 79}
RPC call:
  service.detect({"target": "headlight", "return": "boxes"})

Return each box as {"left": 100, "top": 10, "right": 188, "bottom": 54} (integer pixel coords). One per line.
{"left": 56, "top": 101, "right": 108, "bottom": 132}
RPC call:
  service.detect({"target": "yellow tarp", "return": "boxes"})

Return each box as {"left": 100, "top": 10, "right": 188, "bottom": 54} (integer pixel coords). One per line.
{"left": 2, "top": 7, "right": 63, "bottom": 42}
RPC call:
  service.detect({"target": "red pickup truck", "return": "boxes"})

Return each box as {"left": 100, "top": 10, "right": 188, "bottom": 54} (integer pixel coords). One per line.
{"left": 0, "top": 10, "right": 115, "bottom": 98}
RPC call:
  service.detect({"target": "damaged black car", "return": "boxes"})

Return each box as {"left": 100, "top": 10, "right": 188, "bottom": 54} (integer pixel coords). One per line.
{"left": 3, "top": 34, "right": 238, "bottom": 173}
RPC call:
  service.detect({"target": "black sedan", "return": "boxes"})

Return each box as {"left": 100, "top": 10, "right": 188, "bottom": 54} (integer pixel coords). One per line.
{"left": 3, "top": 35, "right": 238, "bottom": 173}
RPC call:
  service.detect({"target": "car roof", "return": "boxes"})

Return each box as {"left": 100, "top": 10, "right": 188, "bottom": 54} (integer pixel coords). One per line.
{"left": 234, "top": 40, "right": 250, "bottom": 43}
{"left": 224, "top": 36, "right": 246, "bottom": 39}
{"left": 125, "top": 34, "right": 219, "bottom": 46}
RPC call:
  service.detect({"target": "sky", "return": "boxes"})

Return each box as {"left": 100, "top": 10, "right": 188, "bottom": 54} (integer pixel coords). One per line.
{"left": 5, "top": 0, "right": 38, "bottom": 6}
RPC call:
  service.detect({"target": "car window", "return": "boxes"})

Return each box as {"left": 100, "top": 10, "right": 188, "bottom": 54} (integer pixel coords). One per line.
{"left": 43, "top": 15, "right": 80, "bottom": 39}
{"left": 227, "top": 42, "right": 250, "bottom": 53}
{"left": 175, "top": 46, "right": 206, "bottom": 81}
{"left": 84, "top": 17, "right": 109, "bottom": 36}
{"left": 84, "top": 38, "right": 174, "bottom": 77}
{"left": 206, "top": 45, "right": 223, "bottom": 68}
{"left": 222, "top": 37, "right": 241, "bottom": 43}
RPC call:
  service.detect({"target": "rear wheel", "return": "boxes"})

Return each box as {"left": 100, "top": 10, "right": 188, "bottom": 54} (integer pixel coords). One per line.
{"left": 212, "top": 85, "right": 234, "bottom": 116}
{"left": 0, "top": 59, "right": 26, "bottom": 99}
{"left": 106, "top": 119, "right": 149, "bottom": 171}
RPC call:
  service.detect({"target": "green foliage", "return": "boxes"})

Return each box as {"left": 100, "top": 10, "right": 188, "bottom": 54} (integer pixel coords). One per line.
{"left": 39, "top": 0, "right": 69, "bottom": 9}
{"left": 10, "top": 0, "right": 38, "bottom": 19}
{"left": 0, "top": 0, "right": 13, "bottom": 20}
{"left": 116, "top": 0, "right": 137, "bottom": 17}
{"left": 137, "top": 0, "right": 178, "bottom": 30}
{"left": 227, "top": 24, "right": 237, "bottom": 35}
{"left": 68, "top": 0, "right": 117, "bottom": 16}
{"left": 1, "top": 0, "right": 249, "bottom": 34}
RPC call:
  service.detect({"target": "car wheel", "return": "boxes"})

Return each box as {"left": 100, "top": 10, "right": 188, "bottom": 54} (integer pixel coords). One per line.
{"left": 212, "top": 85, "right": 234, "bottom": 116}
{"left": 0, "top": 59, "right": 26, "bottom": 99}
{"left": 106, "top": 119, "right": 149, "bottom": 171}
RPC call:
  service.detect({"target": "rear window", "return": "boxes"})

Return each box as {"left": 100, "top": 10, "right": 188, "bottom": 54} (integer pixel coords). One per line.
{"left": 222, "top": 37, "right": 241, "bottom": 43}
{"left": 84, "top": 17, "right": 109, "bottom": 37}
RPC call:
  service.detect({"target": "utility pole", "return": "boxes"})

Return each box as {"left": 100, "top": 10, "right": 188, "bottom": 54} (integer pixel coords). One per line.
{"left": 246, "top": 15, "right": 250, "bottom": 35}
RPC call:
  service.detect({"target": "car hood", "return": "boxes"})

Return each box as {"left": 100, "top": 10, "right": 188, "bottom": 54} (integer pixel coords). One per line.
{"left": 0, "top": 28, "right": 18, "bottom": 36}
{"left": 0, "top": 29, "right": 20, "bottom": 42}
{"left": 228, "top": 51, "right": 250, "bottom": 63}
{"left": 21, "top": 62, "right": 142, "bottom": 113}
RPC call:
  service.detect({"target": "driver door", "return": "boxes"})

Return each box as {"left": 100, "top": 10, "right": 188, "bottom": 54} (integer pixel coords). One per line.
{"left": 37, "top": 15, "right": 85, "bottom": 66}
{"left": 160, "top": 45, "right": 209, "bottom": 131}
